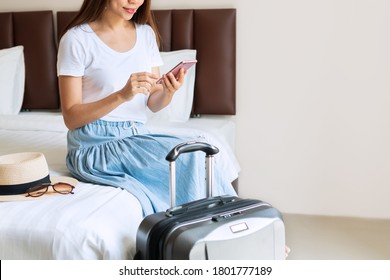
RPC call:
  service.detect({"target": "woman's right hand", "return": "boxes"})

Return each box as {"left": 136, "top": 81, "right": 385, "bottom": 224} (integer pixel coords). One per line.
{"left": 59, "top": 72, "right": 157, "bottom": 130}
{"left": 119, "top": 72, "right": 158, "bottom": 101}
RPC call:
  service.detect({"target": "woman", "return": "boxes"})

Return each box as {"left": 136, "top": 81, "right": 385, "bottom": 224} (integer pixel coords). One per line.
{"left": 57, "top": 0, "right": 237, "bottom": 216}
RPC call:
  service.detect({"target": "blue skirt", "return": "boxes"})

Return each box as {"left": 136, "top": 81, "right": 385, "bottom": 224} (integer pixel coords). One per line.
{"left": 66, "top": 120, "right": 236, "bottom": 216}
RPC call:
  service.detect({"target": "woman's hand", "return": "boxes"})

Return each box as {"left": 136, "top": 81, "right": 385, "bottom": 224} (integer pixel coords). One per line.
{"left": 146, "top": 67, "right": 187, "bottom": 113}
{"left": 59, "top": 71, "right": 158, "bottom": 130}
{"left": 160, "top": 68, "right": 186, "bottom": 96}
{"left": 119, "top": 72, "right": 158, "bottom": 101}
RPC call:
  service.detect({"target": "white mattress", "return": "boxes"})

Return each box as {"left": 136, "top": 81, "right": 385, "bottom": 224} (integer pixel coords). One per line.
{"left": 0, "top": 112, "right": 240, "bottom": 260}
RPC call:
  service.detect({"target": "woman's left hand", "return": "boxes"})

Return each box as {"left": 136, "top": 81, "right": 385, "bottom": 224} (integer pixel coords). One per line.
{"left": 147, "top": 67, "right": 186, "bottom": 113}
{"left": 160, "top": 68, "right": 186, "bottom": 96}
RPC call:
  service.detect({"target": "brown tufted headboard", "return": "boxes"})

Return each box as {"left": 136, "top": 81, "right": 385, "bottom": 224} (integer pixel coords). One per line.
{"left": 0, "top": 9, "right": 236, "bottom": 115}
{"left": 0, "top": 11, "right": 59, "bottom": 110}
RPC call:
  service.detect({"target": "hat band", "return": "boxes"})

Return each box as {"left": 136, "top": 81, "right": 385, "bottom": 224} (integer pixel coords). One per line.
{"left": 0, "top": 175, "right": 51, "bottom": 195}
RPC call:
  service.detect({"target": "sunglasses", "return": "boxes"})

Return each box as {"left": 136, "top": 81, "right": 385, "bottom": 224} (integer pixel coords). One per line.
{"left": 25, "top": 182, "right": 75, "bottom": 198}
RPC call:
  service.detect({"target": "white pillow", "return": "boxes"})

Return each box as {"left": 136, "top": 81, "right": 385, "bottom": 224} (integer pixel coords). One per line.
{"left": 0, "top": 46, "right": 25, "bottom": 115}
{"left": 146, "top": 49, "right": 196, "bottom": 122}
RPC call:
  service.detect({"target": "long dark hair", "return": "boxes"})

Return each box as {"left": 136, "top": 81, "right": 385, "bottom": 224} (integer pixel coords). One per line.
{"left": 62, "top": 0, "right": 160, "bottom": 46}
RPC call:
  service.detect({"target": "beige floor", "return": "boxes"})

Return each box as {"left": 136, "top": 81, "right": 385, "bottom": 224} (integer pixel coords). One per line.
{"left": 283, "top": 213, "right": 390, "bottom": 260}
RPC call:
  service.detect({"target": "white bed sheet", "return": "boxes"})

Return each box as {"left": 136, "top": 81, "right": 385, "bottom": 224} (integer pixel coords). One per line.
{"left": 0, "top": 112, "right": 240, "bottom": 260}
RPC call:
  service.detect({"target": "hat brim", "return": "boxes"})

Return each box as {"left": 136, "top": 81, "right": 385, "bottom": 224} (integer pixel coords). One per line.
{"left": 0, "top": 176, "right": 79, "bottom": 202}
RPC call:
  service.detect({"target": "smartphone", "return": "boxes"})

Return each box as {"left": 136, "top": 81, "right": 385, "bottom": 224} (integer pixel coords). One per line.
{"left": 156, "top": 59, "right": 197, "bottom": 84}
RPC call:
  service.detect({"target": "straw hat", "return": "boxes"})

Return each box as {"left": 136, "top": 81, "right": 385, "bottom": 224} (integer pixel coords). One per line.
{"left": 0, "top": 152, "right": 78, "bottom": 202}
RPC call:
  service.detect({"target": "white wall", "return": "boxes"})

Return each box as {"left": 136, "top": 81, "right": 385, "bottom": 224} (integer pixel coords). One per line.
{"left": 1, "top": 0, "right": 390, "bottom": 219}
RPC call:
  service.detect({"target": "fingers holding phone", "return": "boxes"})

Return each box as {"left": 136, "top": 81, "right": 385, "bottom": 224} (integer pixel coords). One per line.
{"left": 161, "top": 68, "right": 186, "bottom": 94}
{"left": 157, "top": 59, "right": 197, "bottom": 95}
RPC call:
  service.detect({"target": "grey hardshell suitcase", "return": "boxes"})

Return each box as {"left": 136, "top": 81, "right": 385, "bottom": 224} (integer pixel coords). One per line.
{"left": 135, "top": 141, "right": 285, "bottom": 260}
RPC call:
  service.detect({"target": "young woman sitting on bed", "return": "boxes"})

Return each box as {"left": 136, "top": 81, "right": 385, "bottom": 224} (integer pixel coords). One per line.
{"left": 56, "top": 0, "right": 237, "bottom": 216}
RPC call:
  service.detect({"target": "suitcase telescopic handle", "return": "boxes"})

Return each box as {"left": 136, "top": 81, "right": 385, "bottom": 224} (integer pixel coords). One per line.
{"left": 166, "top": 141, "right": 219, "bottom": 209}
{"left": 165, "top": 141, "right": 219, "bottom": 162}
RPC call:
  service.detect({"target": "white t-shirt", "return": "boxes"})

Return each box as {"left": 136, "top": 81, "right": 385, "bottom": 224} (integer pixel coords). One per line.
{"left": 57, "top": 23, "right": 163, "bottom": 123}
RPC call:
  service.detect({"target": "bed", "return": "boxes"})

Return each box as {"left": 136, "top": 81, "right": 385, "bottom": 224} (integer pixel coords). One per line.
{"left": 0, "top": 9, "right": 238, "bottom": 260}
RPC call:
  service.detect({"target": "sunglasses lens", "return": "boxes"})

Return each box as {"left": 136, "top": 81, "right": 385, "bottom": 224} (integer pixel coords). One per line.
{"left": 52, "top": 183, "right": 74, "bottom": 194}
{"left": 27, "top": 184, "right": 49, "bottom": 197}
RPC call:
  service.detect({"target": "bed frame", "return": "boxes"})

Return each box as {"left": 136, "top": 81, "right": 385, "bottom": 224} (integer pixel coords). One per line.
{"left": 0, "top": 9, "right": 236, "bottom": 116}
